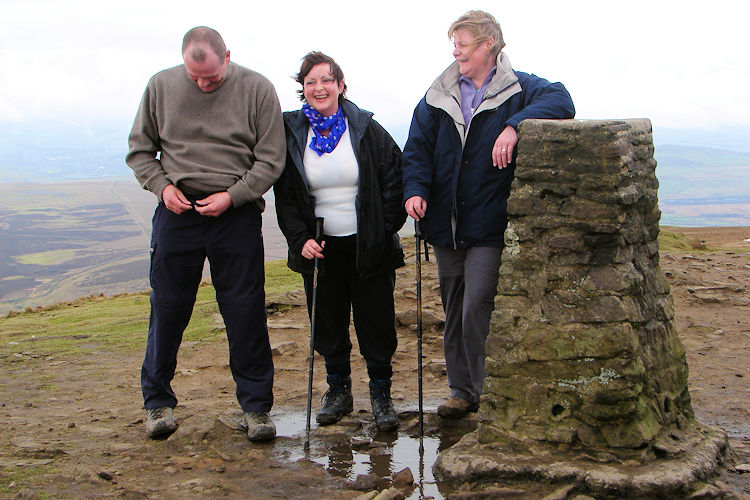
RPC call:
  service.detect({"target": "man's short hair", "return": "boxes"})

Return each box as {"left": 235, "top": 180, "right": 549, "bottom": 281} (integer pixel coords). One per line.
{"left": 182, "top": 26, "right": 227, "bottom": 62}
{"left": 294, "top": 51, "right": 347, "bottom": 102}
{"left": 448, "top": 10, "right": 505, "bottom": 56}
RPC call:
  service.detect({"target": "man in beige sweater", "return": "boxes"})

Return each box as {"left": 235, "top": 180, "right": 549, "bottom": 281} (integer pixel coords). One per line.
{"left": 126, "top": 26, "right": 285, "bottom": 441}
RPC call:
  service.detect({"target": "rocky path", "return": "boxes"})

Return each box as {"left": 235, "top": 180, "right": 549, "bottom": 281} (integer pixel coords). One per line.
{"left": 0, "top": 227, "right": 748, "bottom": 498}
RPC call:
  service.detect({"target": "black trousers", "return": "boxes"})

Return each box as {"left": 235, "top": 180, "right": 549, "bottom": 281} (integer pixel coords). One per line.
{"left": 302, "top": 235, "right": 397, "bottom": 378}
{"left": 141, "top": 203, "right": 273, "bottom": 413}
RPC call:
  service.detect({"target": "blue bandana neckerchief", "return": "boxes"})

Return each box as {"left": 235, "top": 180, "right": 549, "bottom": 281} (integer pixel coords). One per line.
{"left": 302, "top": 103, "right": 347, "bottom": 156}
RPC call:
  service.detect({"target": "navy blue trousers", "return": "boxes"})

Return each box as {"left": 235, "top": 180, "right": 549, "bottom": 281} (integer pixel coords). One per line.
{"left": 141, "top": 203, "right": 273, "bottom": 413}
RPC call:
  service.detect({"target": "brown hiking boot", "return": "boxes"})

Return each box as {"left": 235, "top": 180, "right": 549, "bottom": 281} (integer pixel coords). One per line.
{"left": 437, "top": 396, "right": 479, "bottom": 419}
{"left": 145, "top": 407, "right": 177, "bottom": 438}
{"left": 244, "top": 411, "right": 276, "bottom": 442}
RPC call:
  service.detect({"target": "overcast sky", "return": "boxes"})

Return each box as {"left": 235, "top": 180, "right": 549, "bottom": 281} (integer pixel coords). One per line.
{"left": 2, "top": 0, "right": 748, "bottom": 139}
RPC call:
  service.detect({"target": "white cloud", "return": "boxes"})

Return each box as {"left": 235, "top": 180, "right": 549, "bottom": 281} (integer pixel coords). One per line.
{"left": 1, "top": 0, "right": 749, "bottom": 134}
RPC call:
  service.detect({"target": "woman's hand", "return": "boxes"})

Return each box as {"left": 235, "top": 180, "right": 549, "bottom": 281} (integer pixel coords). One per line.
{"left": 405, "top": 196, "right": 427, "bottom": 220}
{"left": 492, "top": 125, "right": 518, "bottom": 169}
{"left": 301, "top": 238, "right": 325, "bottom": 260}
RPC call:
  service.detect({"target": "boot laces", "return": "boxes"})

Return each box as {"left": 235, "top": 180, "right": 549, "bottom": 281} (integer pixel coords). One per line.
{"left": 321, "top": 385, "right": 348, "bottom": 406}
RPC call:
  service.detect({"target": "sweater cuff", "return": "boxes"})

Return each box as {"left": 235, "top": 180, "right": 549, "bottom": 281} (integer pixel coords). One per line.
{"left": 227, "top": 182, "right": 252, "bottom": 208}
{"left": 148, "top": 178, "right": 171, "bottom": 203}
{"left": 505, "top": 118, "right": 521, "bottom": 130}
{"left": 403, "top": 190, "right": 429, "bottom": 205}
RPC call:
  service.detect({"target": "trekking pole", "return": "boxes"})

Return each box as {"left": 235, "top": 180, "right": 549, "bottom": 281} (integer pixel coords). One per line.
{"left": 415, "top": 219, "right": 425, "bottom": 453}
{"left": 304, "top": 217, "right": 324, "bottom": 451}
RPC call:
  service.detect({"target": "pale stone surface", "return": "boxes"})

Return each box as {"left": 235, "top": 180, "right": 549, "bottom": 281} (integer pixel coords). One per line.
{"left": 395, "top": 305, "right": 445, "bottom": 326}
{"left": 391, "top": 467, "right": 414, "bottom": 485}
{"left": 270, "top": 341, "right": 295, "bottom": 355}
{"left": 373, "top": 487, "right": 405, "bottom": 500}
{"left": 171, "top": 414, "right": 215, "bottom": 442}
{"left": 435, "top": 422, "right": 728, "bottom": 498}
{"left": 354, "top": 492, "right": 379, "bottom": 500}
{"left": 352, "top": 473, "right": 379, "bottom": 491}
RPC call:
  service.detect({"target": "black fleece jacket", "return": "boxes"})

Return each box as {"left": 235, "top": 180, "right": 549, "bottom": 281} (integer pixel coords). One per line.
{"left": 273, "top": 99, "right": 407, "bottom": 278}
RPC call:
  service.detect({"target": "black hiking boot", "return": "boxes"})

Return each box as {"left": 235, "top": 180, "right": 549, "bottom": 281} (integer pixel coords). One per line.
{"left": 316, "top": 374, "right": 353, "bottom": 425}
{"left": 369, "top": 379, "right": 398, "bottom": 431}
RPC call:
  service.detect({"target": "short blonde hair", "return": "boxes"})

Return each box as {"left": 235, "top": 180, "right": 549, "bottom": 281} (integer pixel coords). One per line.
{"left": 448, "top": 10, "right": 505, "bottom": 56}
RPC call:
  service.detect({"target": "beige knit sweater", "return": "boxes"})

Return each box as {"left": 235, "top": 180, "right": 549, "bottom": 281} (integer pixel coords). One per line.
{"left": 126, "top": 62, "right": 286, "bottom": 209}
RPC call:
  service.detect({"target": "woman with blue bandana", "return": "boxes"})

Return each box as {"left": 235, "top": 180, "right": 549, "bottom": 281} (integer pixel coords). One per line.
{"left": 274, "top": 52, "right": 406, "bottom": 431}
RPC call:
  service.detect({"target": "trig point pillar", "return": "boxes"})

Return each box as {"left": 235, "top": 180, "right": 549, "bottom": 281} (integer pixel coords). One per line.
{"left": 434, "top": 119, "right": 730, "bottom": 498}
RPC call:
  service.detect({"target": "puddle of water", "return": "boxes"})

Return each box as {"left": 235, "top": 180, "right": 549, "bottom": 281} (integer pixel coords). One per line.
{"left": 271, "top": 410, "right": 467, "bottom": 499}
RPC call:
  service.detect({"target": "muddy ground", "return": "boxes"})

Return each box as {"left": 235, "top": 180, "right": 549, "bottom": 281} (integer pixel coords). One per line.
{"left": 1, "top": 227, "right": 749, "bottom": 499}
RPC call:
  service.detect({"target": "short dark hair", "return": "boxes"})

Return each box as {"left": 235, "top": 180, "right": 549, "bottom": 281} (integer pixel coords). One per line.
{"left": 294, "top": 51, "right": 347, "bottom": 102}
{"left": 182, "top": 26, "right": 227, "bottom": 61}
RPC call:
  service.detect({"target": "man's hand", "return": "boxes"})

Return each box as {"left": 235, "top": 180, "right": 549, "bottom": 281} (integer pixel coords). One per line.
{"left": 194, "top": 192, "right": 232, "bottom": 217}
{"left": 405, "top": 195, "right": 427, "bottom": 220}
{"left": 162, "top": 184, "right": 192, "bottom": 214}
{"left": 492, "top": 125, "right": 518, "bottom": 169}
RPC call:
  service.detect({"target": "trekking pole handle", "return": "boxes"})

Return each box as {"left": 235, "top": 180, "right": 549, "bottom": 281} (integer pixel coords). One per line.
{"left": 414, "top": 219, "right": 429, "bottom": 261}
{"left": 414, "top": 219, "right": 422, "bottom": 260}
{"left": 314, "top": 217, "right": 324, "bottom": 244}
{"left": 312, "top": 217, "right": 324, "bottom": 289}
{"left": 414, "top": 218, "right": 423, "bottom": 239}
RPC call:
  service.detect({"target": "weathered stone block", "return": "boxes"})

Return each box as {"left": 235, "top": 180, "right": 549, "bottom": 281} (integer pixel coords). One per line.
{"left": 482, "top": 119, "right": 693, "bottom": 448}
{"left": 549, "top": 251, "right": 593, "bottom": 267}
{"left": 524, "top": 324, "right": 639, "bottom": 362}
{"left": 601, "top": 413, "right": 661, "bottom": 448}
{"left": 590, "top": 244, "right": 634, "bottom": 266}
{"left": 436, "top": 120, "right": 723, "bottom": 498}
{"left": 540, "top": 295, "right": 641, "bottom": 325}
{"left": 507, "top": 190, "right": 555, "bottom": 216}
{"left": 581, "top": 265, "right": 642, "bottom": 294}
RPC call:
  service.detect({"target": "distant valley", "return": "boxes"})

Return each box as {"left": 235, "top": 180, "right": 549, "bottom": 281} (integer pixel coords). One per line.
{"left": 0, "top": 180, "right": 287, "bottom": 313}
{"left": 1, "top": 130, "right": 749, "bottom": 313}
{"left": 653, "top": 145, "right": 750, "bottom": 227}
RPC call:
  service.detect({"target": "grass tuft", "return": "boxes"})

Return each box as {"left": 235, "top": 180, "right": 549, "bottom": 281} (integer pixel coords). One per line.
{"left": 658, "top": 229, "right": 705, "bottom": 253}
{"left": 0, "top": 260, "right": 300, "bottom": 357}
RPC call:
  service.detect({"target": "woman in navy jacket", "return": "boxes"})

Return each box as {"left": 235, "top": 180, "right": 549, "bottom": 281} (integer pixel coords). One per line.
{"left": 274, "top": 52, "right": 406, "bottom": 431}
{"left": 402, "top": 10, "right": 575, "bottom": 418}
